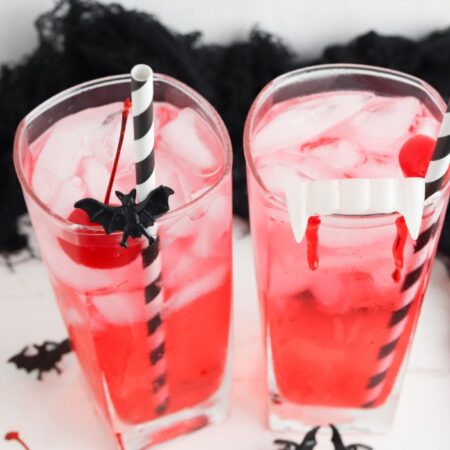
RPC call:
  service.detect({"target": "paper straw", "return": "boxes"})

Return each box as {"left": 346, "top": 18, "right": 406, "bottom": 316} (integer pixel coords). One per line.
{"left": 131, "top": 64, "right": 169, "bottom": 415}
{"left": 362, "top": 211, "right": 440, "bottom": 407}
{"left": 363, "top": 103, "right": 450, "bottom": 406}
{"left": 425, "top": 104, "right": 450, "bottom": 198}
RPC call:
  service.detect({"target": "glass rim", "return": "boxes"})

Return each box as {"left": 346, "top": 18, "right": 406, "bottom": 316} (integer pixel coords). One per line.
{"left": 243, "top": 63, "right": 448, "bottom": 216}
{"left": 14, "top": 73, "right": 233, "bottom": 233}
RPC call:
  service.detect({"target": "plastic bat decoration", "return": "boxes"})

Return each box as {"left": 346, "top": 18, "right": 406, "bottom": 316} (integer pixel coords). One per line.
{"left": 330, "top": 424, "right": 373, "bottom": 450}
{"left": 8, "top": 339, "right": 72, "bottom": 380}
{"left": 74, "top": 185, "right": 174, "bottom": 248}
{"left": 274, "top": 426, "right": 319, "bottom": 450}
{"left": 274, "top": 425, "right": 373, "bottom": 450}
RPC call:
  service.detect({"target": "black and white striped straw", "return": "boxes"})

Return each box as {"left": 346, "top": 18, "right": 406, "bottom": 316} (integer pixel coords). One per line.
{"left": 363, "top": 105, "right": 450, "bottom": 407}
{"left": 425, "top": 105, "right": 450, "bottom": 198}
{"left": 131, "top": 64, "right": 169, "bottom": 416}
{"left": 362, "top": 214, "right": 437, "bottom": 407}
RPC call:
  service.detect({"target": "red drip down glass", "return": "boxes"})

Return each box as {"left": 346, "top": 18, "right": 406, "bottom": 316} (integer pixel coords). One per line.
{"left": 14, "top": 74, "right": 233, "bottom": 448}
{"left": 244, "top": 65, "right": 450, "bottom": 433}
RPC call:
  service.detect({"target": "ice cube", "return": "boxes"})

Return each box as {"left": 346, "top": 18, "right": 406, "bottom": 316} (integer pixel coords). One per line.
{"left": 306, "top": 138, "right": 364, "bottom": 174}
{"left": 32, "top": 103, "right": 118, "bottom": 206}
{"left": 252, "top": 92, "right": 371, "bottom": 157}
{"left": 352, "top": 155, "right": 401, "bottom": 179}
{"left": 258, "top": 160, "right": 305, "bottom": 196}
{"left": 154, "top": 102, "right": 180, "bottom": 131}
{"left": 154, "top": 150, "right": 191, "bottom": 209}
{"left": 164, "top": 264, "right": 229, "bottom": 315}
{"left": 310, "top": 266, "right": 399, "bottom": 314}
{"left": 159, "top": 108, "right": 220, "bottom": 173}
{"left": 89, "top": 290, "right": 146, "bottom": 325}
{"left": 414, "top": 117, "right": 440, "bottom": 138}
{"left": 357, "top": 96, "right": 420, "bottom": 138}
{"left": 350, "top": 96, "right": 421, "bottom": 155}
{"left": 40, "top": 234, "right": 114, "bottom": 292}
{"left": 31, "top": 167, "right": 61, "bottom": 205}
{"left": 51, "top": 176, "right": 87, "bottom": 218}
{"left": 81, "top": 157, "right": 110, "bottom": 201}
{"left": 190, "top": 195, "right": 231, "bottom": 258}
{"left": 162, "top": 247, "right": 198, "bottom": 289}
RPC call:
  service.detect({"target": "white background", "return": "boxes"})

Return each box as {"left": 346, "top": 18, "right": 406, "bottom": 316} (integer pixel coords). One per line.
{"left": 2, "top": 0, "right": 450, "bottom": 64}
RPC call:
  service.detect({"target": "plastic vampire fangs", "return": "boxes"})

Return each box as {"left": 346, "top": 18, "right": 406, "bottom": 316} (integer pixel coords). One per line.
{"left": 74, "top": 186, "right": 174, "bottom": 248}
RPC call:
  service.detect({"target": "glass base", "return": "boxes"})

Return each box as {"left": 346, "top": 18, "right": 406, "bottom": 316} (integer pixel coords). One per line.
{"left": 266, "top": 340, "right": 407, "bottom": 434}
{"left": 114, "top": 389, "right": 229, "bottom": 449}
{"left": 268, "top": 396, "right": 398, "bottom": 434}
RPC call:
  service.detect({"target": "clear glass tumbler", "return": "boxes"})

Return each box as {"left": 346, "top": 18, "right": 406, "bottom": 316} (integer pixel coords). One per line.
{"left": 14, "top": 74, "right": 233, "bottom": 448}
{"left": 243, "top": 64, "right": 449, "bottom": 433}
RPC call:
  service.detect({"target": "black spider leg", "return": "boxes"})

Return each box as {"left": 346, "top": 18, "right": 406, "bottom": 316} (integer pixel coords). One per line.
{"left": 274, "top": 439, "right": 300, "bottom": 450}
{"left": 298, "top": 426, "right": 320, "bottom": 449}
{"left": 274, "top": 426, "right": 320, "bottom": 450}
{"left": 347, "top": 445, "right": 373, "bottom": 450}
{"left": 330, "top": 424, "right": 346, "bottom": 449}
{"left": 32, "top": 344, "right": 49, "bottom": 380}
{"left": 41, "top": 342, "right": 63, "bottom": 378}
{"left": 43, "top": 341, "right": 63, "bottom": 375}
{"left": 330, "top": 425, "right": 372, "bottom": 450}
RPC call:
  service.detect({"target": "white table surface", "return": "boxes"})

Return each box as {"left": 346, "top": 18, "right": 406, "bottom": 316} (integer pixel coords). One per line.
{"left": 1, "top": 219, "right": 449, "bottom": 450}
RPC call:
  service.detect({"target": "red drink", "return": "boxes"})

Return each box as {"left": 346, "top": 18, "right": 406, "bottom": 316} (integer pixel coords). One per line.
{"left": 244, "top": 65, "right": 450, "bottom": 432}
{"left": 14, "top": 75, "right": 233, "bottom": 448}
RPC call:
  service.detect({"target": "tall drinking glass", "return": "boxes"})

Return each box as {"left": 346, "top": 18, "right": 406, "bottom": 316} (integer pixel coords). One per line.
{"left": 14, "top": 74, "right": 233, "bottom": 448}
{"left": 244, "top": 65, "right": 449, "bottom": 433}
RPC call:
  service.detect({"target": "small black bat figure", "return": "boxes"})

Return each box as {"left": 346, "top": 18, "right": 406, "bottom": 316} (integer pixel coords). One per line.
{"left": 330, "top": 424, "right": 373, "bottom": 450}
{"left": 74, "top": 185, "right": 174, "bottom": 248}
{"left": 8, "top": 339, "right": 72, "bottom": 380}
{"left": 274, "top": 426, "right": 319, "bottom": 450}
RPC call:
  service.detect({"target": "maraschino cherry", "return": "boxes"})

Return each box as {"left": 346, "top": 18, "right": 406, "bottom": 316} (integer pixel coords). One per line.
{"left": 399, "top": 134, "right": 435, "bottom": 177}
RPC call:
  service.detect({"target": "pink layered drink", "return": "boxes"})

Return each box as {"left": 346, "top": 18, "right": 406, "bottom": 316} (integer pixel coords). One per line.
{"left": 15, "top": 75, "right": 232, "bottom": 446}
{"left": 245, "top": 68, "right": 449, "bottom": 432}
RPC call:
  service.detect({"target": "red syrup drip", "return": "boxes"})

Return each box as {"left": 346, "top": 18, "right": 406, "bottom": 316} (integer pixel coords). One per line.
{"left": 306, "top": 216, "right": 321, "bottom": 270}
{"left": 392, "top": 216, "right": 408, "bottom": 282}
{"left": 104, "top": 97, "right": 132, "bottom": 205}
{"left": 4, "top": 432, "right": 30, "bottom": 450}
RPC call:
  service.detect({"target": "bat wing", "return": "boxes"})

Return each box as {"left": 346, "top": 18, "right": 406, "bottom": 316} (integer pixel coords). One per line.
{"left": 8, "top": 348, "right": 39, "bottom": 372}
{"left": 137, "top": 185, "right": 174, "bottom": 228}
{"left": 74, "top": 198, "right": 125, "bottom": 234}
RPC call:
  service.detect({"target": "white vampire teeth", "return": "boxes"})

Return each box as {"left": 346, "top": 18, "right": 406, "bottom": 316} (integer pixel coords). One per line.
{"left": 285, "top": 177, "right": 425, "bottom": 243}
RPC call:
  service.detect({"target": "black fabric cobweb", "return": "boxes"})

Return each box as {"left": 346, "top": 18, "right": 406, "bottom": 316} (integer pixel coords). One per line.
{"left": 1, "top": 0, "right": 450, "bottom": 256}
